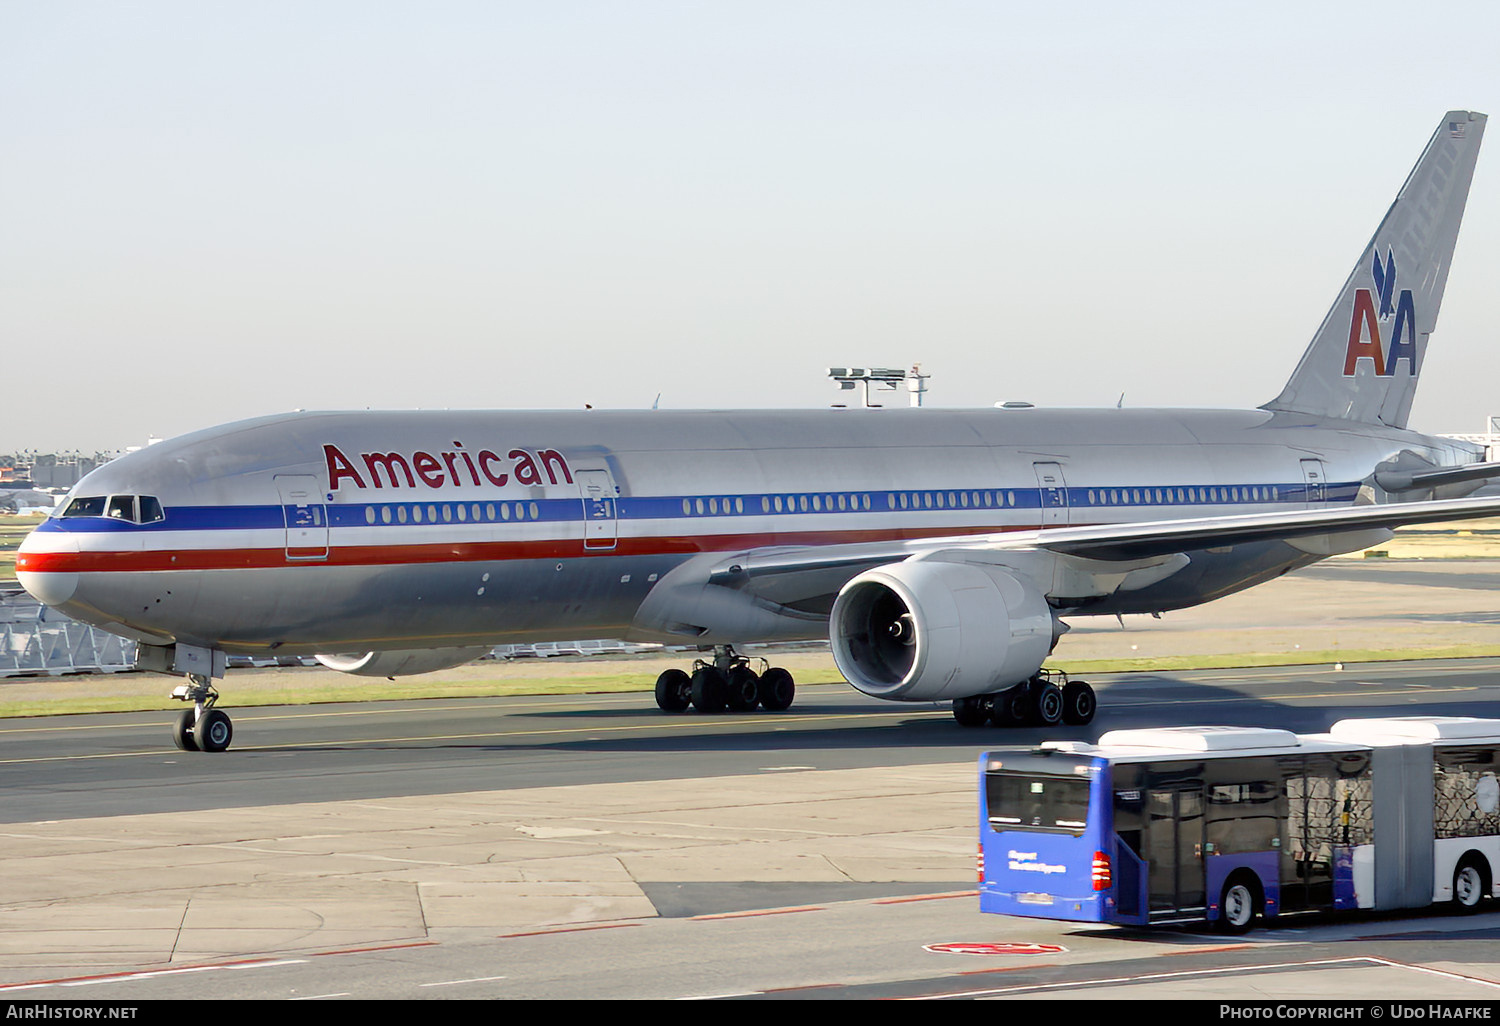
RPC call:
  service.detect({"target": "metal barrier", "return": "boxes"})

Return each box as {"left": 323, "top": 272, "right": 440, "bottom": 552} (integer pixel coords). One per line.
{"left": 0, "top": 586, "right": 136, "bottom": 677}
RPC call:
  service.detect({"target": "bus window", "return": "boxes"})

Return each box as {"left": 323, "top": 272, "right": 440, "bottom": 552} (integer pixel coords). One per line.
{"left": 1206, "top": 778, "right": 1281, "bottom": 855}
{"left": 985, "top": 771, "right": 1090, "bottom": 834}
{"left": 1435, "top": 747, "right": 1500, "bottom": 840}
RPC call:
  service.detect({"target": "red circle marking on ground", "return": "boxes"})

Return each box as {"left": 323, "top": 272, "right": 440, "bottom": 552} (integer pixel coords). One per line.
{"left": 925, "top": 942, "right": 1066, "bottom": 956}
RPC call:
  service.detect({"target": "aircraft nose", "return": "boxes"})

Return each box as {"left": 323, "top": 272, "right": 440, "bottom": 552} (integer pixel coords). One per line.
{"left": 15, "top": 528, "right": 79, "bottom": 607}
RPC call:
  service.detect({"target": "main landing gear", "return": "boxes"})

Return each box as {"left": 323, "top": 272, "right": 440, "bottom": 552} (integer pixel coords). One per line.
{"left": 169, "top": 673, "right": 234, "bottom": 752}
{"left": 950, "top": 670, "right": 1096, "bottom": 729}
{"left": 654, "top": 646, "right": 797, "bottom": 714}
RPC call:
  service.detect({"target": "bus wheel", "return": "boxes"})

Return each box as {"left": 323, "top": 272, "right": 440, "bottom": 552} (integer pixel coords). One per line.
{"left": 1453, "top": 856, "right": 1489, "bottom": 913}
{"left": 1217, "top": 877, "right": 1260, "bottom": 934}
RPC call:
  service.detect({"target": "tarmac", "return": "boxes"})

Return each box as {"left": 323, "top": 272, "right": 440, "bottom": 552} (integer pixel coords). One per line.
{"left": 4, "top": 529, "right": 1500, "bottom": 987}
{"left": 0, "top": 764, "right": 974, "bottom": 971}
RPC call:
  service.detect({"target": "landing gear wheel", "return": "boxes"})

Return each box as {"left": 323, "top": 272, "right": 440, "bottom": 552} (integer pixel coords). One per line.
{"left": 1033, "top": 681, "right": 1064, "bottom": 726}
{"left": 654, "top": 668, "right": 692, "bottom": 712}
{"left": 192, "top": 708, "right": 233, "bottom": 753}
{"left": 690, "top": 666, "right": 728, "bottom": 713}
{"left": 757, "top": 667, "right": 796, "bottom": 711}
{"left": 1217, "top": 878, "right": 1259, "bottom": 934}
{"left": 1062, "top": 680, "right": 1096, "bottom": 725}
{"left": 952, "top": 696, "right": 990, "bottom": 727}
{"left": 725, "top": 666, "right": 761, "bottom": 711}
{"left": 1454, "top": 857, "right": 1488, "bottom": 913}
{"left": 994, "top": 688, "right": 1032, "bottom": 726}
{"left": 171, "top": 709, "right": 200, "bottom": 752}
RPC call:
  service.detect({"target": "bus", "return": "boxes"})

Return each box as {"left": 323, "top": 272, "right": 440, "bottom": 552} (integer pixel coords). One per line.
{"left": 977, "top": 717, "right": 1500, "bottom": 932}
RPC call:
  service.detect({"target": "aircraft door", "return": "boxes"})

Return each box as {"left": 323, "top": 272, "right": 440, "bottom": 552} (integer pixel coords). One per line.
{"left": 275, "top": 475, "right": 329, "bottom": 561}
{"left": 1033, "top": 462, "right": 1069, "bottom": 527}
{"left": 1300, "top": 459, "right": 1328, "bottom": 508}
{"left": 577, "top": 468, "right": 619, "bottom": 551}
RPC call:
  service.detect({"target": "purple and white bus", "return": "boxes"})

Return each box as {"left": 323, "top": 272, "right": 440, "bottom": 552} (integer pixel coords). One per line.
{"left": 978, "top": 718, "right": 1500, "bottom": 932}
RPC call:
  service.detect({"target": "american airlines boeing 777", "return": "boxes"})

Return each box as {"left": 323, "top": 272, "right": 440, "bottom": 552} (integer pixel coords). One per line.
{"left": 17, "top": 110, "right": 1500, "bottom": 753}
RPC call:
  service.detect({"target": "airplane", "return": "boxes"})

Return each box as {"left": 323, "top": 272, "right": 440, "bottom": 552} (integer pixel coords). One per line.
{"left": 15, "top": 109, "right": 1500, "bottom": 754}
{"left": 0, "top": 489, "right": 59, "bottom": 515}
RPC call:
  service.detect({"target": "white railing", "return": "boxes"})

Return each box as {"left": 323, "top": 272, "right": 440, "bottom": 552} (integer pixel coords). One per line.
{"left": 0, "top": 589, "right": 136, "bottom": 677}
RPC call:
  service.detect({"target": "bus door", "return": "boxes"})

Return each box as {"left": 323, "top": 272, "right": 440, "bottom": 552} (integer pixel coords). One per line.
{"left": 1145, "top": 785, "right": 1206, "bottom": 917}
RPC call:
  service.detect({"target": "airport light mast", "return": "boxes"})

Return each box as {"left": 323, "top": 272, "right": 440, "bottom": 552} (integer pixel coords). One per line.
{"left": 907, "top": 363, "right": 929, "bottom": 408}
{"left": 828, "top": 366, "right": 926, "bottom": 408}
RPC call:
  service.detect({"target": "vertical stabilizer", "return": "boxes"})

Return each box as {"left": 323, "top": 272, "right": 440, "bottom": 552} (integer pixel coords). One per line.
{"left": 1263, "top": 110, "right": 1486, "bottom": 428}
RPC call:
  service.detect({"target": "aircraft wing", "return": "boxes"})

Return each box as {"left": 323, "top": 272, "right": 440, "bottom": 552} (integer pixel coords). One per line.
{"left": 707, "top": 495, "right": 1500, "bottom": 584}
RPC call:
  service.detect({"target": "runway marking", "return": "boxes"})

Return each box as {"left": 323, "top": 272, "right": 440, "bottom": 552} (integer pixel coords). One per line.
{"left": 3, "top": 672, "right": 1498, "bottom": 767}
{"left": 874, "top": 891, "right": 977, "bottom": 905}
{"left": 691, "top": 905, "right": 824, "bottom": 921}
{"left": 496, "top": 922, "right": 642, "bottom": 939}
{"left": 0, "top": 710, "right": 952, "bottom": 764}
{"left": 419, "top": 975, "right": 509, "bottom": 988}
{"left": 0, "top": 695, "right": 657, "bottom": 736}
{"left": 307, "top": 941, "right": 438, "bottom": 956}
{"left": 0, "top": 958, "right": 309, "bottom": 993}
{"left": 1106, "top": 684, "right": 1482, "bottom": 709}
{"left": 904, "top": 955, "right": 1500, "bottom": 999}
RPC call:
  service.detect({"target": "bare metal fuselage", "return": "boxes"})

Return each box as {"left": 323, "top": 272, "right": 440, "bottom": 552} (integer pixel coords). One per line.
{"left": 17, "top": 405, "right": 1475, "bottom": 657}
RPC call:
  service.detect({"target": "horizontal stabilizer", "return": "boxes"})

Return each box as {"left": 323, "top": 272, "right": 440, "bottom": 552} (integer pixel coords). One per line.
{"left": 1374, "top": 462, "right": 1500, "bottom": 492}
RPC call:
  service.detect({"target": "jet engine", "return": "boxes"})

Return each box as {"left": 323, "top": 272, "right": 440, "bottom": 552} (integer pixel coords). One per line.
{"left": 829, "top": 559, "right": 1053, "bottom": 701}
{"left": 314, "top": 647, "right": 490, "bottom": 677}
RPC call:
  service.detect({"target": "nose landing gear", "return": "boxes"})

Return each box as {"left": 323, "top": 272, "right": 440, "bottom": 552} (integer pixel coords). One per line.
{"left": 170, "top": 674, "right": 234, "bottom": 752}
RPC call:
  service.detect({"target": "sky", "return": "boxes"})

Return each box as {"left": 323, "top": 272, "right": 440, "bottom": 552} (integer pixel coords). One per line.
{"left": 4, "top": 1, "right": 1500, "bottom": 453}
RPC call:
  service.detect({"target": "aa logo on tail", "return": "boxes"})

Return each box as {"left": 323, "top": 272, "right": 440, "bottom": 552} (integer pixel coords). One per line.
{"left": 1342, "top": 247, "right": 1419, "bottom": 377}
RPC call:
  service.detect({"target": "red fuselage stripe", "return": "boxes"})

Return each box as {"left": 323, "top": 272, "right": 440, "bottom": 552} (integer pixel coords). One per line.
{"left": 17, "top": 525, "right": 1029, "bottom": 574}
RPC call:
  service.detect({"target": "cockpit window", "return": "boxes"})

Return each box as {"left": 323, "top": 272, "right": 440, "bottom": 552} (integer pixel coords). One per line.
{"left": 60, "top": 494, "right": 165, "bottom": 524}
{"left": 106, "top": 495, "right": 137, "bottom": 521}
{"left": 62, "top": 496, "right": 107, "bottom": 518}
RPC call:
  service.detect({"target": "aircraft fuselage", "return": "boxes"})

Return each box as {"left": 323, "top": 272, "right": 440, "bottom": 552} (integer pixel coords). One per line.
{"left": 17, "top": 406, "right": 1474, "bottom": 656}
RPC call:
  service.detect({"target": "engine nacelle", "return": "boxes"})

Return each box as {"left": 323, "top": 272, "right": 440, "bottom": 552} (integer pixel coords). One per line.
{"left": 314, "top": 647, "right": 489, "bottom": 677}
{"left": 829, "top": 559, "right": 1053, "bottom": 701}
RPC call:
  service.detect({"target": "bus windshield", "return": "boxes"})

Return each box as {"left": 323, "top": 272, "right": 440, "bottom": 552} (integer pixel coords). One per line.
{"left": 986, "top": 771, "right": 1091, "bottom": 834}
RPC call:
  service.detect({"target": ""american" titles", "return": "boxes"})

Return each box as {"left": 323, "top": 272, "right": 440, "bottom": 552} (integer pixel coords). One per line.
{"left": 324, "top": 442, "right": 574, "bottom": 491}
